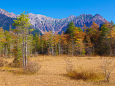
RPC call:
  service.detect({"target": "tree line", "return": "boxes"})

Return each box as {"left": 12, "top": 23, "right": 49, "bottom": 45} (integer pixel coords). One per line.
{"left": 0, "top": 13, "right": 115, "bottom": 67}
{"left": 33, "top": 21, "right": 115, "bottom": 56}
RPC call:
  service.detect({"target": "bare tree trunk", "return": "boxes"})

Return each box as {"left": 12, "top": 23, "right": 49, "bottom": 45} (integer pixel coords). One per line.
{"left": 51, "top": 45, "right": 54, "bottom": 56}
{"left": 25, "top": 34, "right": 28, "bottom": 67}
{"left": 22, "top": 36, "right": 25, "bottom": 67}
{"left": 109, "top": 27, "right": 112, "bottom": 56}
{"left": 42, "top": 45, "right": 43, "bottom": 54}
{"left": 72, "top": 39, "right": 74, "bottom": 56}
{"left": 58, "top": 41, "right": 61, "bottom": 55}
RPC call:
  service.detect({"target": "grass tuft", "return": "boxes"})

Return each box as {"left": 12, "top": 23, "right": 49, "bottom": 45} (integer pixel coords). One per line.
{"left": 67, "top": 69, "right": 105, "bottom": 81}
{"left": 23, "top": 61, "right": 41, "bottom": 74}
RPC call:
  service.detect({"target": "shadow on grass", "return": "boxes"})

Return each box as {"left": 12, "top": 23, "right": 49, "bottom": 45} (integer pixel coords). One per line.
{"left": 0, "top": 66, "right": 39, "bottom": 75}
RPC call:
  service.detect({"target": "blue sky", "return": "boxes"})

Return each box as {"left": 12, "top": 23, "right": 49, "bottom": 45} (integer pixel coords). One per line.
{"left": 1, "top": 0, "right": 115, "bottom": 22}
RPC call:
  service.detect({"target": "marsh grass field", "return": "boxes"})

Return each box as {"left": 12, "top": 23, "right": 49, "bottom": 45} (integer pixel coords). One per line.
{"left": 0, "top": 55, "right": 115, "bottom": 86}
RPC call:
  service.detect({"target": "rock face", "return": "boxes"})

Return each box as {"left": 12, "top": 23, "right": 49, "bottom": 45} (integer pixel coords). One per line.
{"left": 0, "top": 8, "right": 107, "bottom": 34}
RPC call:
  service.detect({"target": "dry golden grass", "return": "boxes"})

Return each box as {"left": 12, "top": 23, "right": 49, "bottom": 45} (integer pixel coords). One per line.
{"left": 0, "top": 56, "right": 115, "bottom": 86}
{"left": 67, "top": 70, "right": 105, "bottom": 81}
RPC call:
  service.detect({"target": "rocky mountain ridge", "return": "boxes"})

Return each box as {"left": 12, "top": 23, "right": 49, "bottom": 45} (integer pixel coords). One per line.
{"left": 0, "top": 8, "right": 107, "bottom": 34}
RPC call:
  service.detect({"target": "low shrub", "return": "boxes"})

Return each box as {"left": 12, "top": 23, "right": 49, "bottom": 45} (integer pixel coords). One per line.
{"left": 0, "top": 58, "right": 8, "bottom": 67}
{"left": 9, "top": 58, "right": 23, "bottom": 68}
{"left": 24, "top": 61, "right": 41, "bottom": 74}
{"left": 101, "top": 57, "right": 115, "bottom": 82}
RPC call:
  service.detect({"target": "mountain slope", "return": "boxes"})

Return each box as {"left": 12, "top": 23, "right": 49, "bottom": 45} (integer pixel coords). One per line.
{"left": 0, "top": 8, "right": 17, "bottom": 30}
{"left": 0, "top": 8, "right": 107, "bottom": 34}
